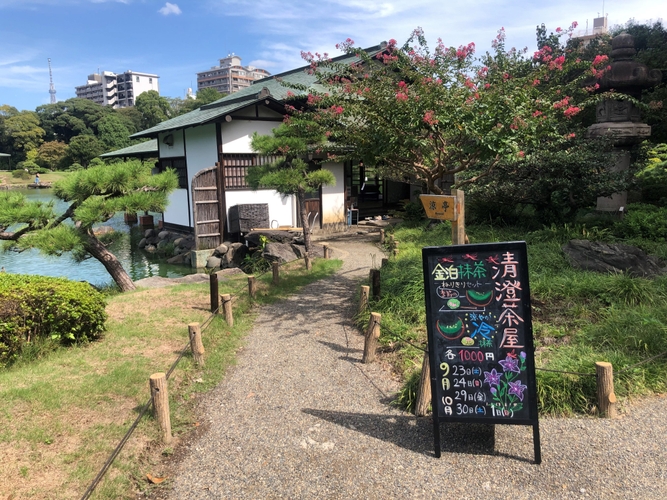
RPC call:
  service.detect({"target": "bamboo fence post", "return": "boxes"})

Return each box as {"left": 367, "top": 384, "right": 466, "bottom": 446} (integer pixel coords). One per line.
{"left": 414, "top": 351, "right": 432, "bottom": 417}
{"left": 221, "top": 293, "right": 233, "bottom": 327}
{"left": 362, "top": 312, "right": 381, "bottom": 363}
{"left": 380, "top": 229, "right": 385, "bottom": 244}
{"left": 370, "top": 269, "right": 381, "bottom": 300}
{"left": 451, "top": 189, "right": 466, "bottom": 246}
{"left": 596, "top": 361, "right": 617, "bottom": 418}
{"left": 149, "top": 373, "right": 172, "bottom": 444}
{"left": 305, "top": 255, "right": 312, "bottom": 271}
{"left": 359, "top": 285, "right": 370, "bottom": 315}
{"left": 188, "top": 322, "right": 205, "bottom": 366}
{"left": 209, "top": 272, "right": 219, "bottom": 313}
{"left": 272, "top": 262, "right": 280, "bottom": 284}
{"left": 247, "top": 275, "right": 257, "bottom": 299}
{"left": 323, "top": 245, "right": 331, "bottom": 259}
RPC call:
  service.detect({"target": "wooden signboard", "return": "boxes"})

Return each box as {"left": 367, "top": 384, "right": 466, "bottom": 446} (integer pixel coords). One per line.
{"left": 420, "top": 194, "right": 457, "bottom": 221}
{"left": 422, "top": 241, "right": 541, "bottom": 463}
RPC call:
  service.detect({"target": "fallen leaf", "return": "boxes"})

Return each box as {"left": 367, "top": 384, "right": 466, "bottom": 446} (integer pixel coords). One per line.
{"left": 146, "top": 473, "right": 167, "bottom": 484}
{"left": 247, "top": 392, "right": 255, "bottom": 398}
{"left": 193, "top": 422, "right": 200, "bottom": 427}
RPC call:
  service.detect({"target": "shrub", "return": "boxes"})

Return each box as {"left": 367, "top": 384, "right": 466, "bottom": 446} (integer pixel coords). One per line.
{"left": 0, "top": 274, "right": 107, "bottom": 366}
{"left": 613, "top": 203, "right": 667, "bottom": 241}
{"left": 11, "top": 170, "right": 31, "bottom": 180}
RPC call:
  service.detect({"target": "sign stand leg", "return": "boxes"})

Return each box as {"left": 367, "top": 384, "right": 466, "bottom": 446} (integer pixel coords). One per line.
{"left": 532, "top": 422, "right": 542, "bottom": 464}
{"left": 432, "top": 417, "right": 441, "bottom": 458}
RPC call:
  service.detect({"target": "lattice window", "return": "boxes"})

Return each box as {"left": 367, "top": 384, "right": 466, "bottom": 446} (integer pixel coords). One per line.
{"left": 160, "top": 157, "right": 188, "bottom": 189}
{"left": 222, "top": 154, "right": 278, "bottom": 190}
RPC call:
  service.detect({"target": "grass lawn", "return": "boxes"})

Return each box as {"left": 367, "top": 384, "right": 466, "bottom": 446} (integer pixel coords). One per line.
{"left": 0, "top": 169, "right": 70, "bottom": 186}
{"left": 0, "top": 257, "right": 341, "bottom": 499}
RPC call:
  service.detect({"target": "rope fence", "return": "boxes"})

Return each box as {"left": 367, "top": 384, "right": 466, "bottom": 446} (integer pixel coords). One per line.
{"left": 81, "top": 250, "right": 327, "bottom": 499}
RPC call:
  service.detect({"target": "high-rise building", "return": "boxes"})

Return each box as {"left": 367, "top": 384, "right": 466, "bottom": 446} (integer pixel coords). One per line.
{"left": 75, "top": 70, "right": 159, "bottom": 108}
{"left": 196, "top": 55, "right": 270, "bottom": 95}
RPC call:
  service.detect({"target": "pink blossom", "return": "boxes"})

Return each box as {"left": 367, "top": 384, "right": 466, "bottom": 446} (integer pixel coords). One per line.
{"left": 532, "top": 110, "right": 543, "bottom": 117}
{"left": 563, "top": 106, "right": 581, "bottom": 118}
{"left": 398, "top": 81, "right": 407, "bottom": 88}
{"left": 484, "top": 83, "right": 491, "bottom": 89}
{"left": 556, "top": 27, "right": 562, "bottom": 33}
{"left": 518, "top": 151, "right": 525, "bottom": 158}
{"left": 286, "top": 91, "right": 294, "bottom": 97}
{"left": 552, "top": 96, "right": 570, "bottom": 109}
{"left": 592, "top": 54, "right": 609, "bottom": 66}
{"left": 567, "top": 133, "right": 576, "bottom": 138}
{"left": 571, "top": 21, "right": 578, "bottom": 29}
{"left": 396, "top": 92, "right": 408, "bottom": 101}
{"left": 423, "top": 110, "right": 439, "bottom": 126}
{"left": 532, "top": 79, "right": 540, "bottom": 86}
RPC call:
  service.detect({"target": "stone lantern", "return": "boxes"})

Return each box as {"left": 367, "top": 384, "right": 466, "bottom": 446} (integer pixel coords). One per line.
{"left": 588, "top": 32, "right": 662, "bottom": 212}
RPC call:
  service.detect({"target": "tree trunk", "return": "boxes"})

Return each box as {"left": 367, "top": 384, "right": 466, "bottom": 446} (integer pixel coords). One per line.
{"left": 297, "top": 188, "right": 312, "bottom": 256}
{"left": 83, "top": 230, "right": 136, "bottom": 292}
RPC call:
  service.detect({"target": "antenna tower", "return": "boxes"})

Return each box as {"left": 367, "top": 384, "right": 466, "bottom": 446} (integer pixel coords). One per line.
{"left": 48, "top": 58, "right": 57, "bottom": 104}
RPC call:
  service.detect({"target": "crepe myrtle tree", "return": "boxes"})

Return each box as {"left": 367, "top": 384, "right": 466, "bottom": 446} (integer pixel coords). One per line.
{"left": 296, "top": 24, "right": 619, "bottom": 194}
{"left": 249, "top": 122, "right": 335, "bottom": 259}
{"left": 0, "top": 160, "right": 178, "bottom": 292}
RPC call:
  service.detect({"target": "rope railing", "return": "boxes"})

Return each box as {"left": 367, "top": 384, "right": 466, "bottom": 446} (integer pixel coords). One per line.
{"left": 81, "top": 251, "right": 326, "bottom": 499}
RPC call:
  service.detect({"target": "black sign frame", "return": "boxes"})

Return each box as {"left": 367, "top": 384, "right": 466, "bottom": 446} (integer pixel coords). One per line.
{"left": 422, "top": 241, "right": 541, "bottom": 463}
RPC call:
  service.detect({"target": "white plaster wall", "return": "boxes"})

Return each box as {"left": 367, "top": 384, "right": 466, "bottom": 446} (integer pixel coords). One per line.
{"left": 185, "top": 124, "right": 218, "bottom": 185}
{"left": 321, "top": 162, "right": 345, "bottom": 224}
{"left": 225, "top": 190, "right": 295, "bottom": 231}
{"left": 221, "top": 120, "right": 279, "bottom": 153}
{"left": 163, "top": 189, "right": 190, "bottom": 227}
{"left": 158, "top": 130, "right": 185, "bottom": 158}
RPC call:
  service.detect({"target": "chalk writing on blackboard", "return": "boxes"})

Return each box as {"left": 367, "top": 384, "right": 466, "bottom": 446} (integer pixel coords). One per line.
{"left": 422, "top": 242, "right": 541, "bottom": 462}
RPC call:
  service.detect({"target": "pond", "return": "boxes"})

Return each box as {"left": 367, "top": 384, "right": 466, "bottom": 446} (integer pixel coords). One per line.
{"left": 0, "top": 188, "right": 196, "bottom": 288}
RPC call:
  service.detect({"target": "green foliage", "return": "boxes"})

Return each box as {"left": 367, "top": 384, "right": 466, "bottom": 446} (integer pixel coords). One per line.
{"left": 66, "top": 134, "right": 103, "bottom": 167}
{"left": 637, "top": 144, "right": 667, "bottom": 205}
{"left": 613, "top": 204, "right": 667, "bottom": 241}
{"left": 11, "top": 170, "right": 30, "bottom": 180}
{"left": 97, "top": 114, "right": 131, "bottom": 152}
{"left": 390, "top": 199, "right": 426, "bottom": 223}
{"left": 37, "top": 141, "right": 68, "bottom": 170}
{"left": 4, "top": 111, "right": 45, "bottom": 153}
{"left": 0, "top": 273, "right": 107, "bottom": 366}
{"left": 135, "top": 90, "right": 172, "bottom": 129}
{"left": 392, "top": 369, "right": 421, "bottom": 413}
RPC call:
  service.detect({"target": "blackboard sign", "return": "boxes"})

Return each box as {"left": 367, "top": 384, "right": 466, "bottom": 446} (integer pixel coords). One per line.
{"left": 422, "top": 241, "right": 541, "bottom": 462}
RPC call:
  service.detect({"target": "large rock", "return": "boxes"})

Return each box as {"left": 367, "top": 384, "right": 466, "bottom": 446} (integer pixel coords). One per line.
{"left": 263, "top": 242, "right": 298, "bottom": 263}
{"left": 230, "top": 243, "right": 249, "bottom": 266}
{"left": 206, "top": 255, "right": 222, "bottom": 269}
{"left": 562, "top": 239, "right": 665, "bottom": 277}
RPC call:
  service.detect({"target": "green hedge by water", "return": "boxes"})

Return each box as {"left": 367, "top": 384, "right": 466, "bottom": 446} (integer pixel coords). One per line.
{"left": 0, "top": 274, "right": 107, "bottom": 366}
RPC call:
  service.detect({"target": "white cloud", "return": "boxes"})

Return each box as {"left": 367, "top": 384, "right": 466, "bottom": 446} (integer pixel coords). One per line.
{"left": 158, "top": 2, "right": 181, "bottom": 15}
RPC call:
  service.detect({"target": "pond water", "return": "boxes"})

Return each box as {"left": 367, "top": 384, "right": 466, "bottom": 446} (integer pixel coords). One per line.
{"left": 0, "top": 188, "right": 195, "bottom": 288}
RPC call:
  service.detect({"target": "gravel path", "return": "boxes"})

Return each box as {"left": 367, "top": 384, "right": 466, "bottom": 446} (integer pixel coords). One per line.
{"left": 164, "top": 234, "right": 667, "bottom": 499}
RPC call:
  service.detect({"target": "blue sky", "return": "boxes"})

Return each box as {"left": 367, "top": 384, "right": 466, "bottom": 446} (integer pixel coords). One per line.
{"left": 1, "top": 0, "right": 665, "bottom": 112}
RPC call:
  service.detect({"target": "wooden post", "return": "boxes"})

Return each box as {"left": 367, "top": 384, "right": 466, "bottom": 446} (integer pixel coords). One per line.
{"left": 392, "top": 248, "right": 399, "bottom": 257}
{"left": 596, "top": 361, "right": 617, "bottom": 418}
{"left": 414, "top": 351, "right": 432, "bottom": 417}
{"left": 323, "top": 245, "right": 331, "bottom": 259}
{"left": 389, "top": 234, "right": 395, "bottom": 249}
{"left": 222, "top": 293, "right": 233, "bottom": 328}
{"left": 272, "top": 262, "right": 280, "bottom": 285}
{"left": 305, "top": 255, "right": 312, "bottom": 271}
{"left": 380, "top": 229, "right": 385, "bottom": 244}
{"left": 451, "top": 189, "right": 466, "bottom": 245}
{"left": 362, "top": 312, "right": 381, "bottom": 363}
{"left": 381, "top": 258, "right": 389, "bottom": 268}
{"left": 370, "top": 269, "right": 381, "bottom": 300}
{"left": 149, "top": 373, "right": 172, "bottom": 444}
{"left": 209, "top": 272, "right": 219, "bottom": 313}
{"left": 359, "top": 285, "right": 370, "bottom": 315}
{"left": 188, "top": 322, "right": 205, "bottom": 366}
{"left": 248, "top": 275, "right": 257, "bottom": 299}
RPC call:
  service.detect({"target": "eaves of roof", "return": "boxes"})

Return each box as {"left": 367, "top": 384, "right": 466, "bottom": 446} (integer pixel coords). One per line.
{"left": 100, "top": 139, "right": 158, "bottom": 158}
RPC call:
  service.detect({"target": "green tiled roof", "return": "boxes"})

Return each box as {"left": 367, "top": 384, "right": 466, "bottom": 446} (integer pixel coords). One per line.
{"left": 100, "top": 139, "right": 158, "bottom": 158}
{"left": 130, "top": 44, "right": 385, "bottom": 139}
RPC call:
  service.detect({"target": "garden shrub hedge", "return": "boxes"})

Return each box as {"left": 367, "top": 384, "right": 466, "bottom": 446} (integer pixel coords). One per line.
{"left": 0, "top": 274, "right": 107, "bottom": 366}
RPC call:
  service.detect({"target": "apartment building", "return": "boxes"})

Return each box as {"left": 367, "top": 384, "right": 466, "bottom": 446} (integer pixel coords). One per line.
{"left": 75, "top": 70, "right": 159, "bottom": 108}
{"left": 196, "top": 55, "right": 270, "bottom": 95}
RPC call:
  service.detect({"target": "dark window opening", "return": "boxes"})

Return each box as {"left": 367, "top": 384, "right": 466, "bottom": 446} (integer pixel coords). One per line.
{"left": 161, "top": 157, "right": 187, "bottom": 189}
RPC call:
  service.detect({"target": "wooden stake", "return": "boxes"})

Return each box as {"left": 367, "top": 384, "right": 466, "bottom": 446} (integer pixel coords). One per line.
{"left": 362, "top": 312, "right": 381, "bottom": 363}
{"left": 149, "top": 373, "right": 172, "bottom": 444}
{"left": 596, "top": 361, "right": 617, "bottom": 418}
{"left": 272, "top": 262, "right": 280, "bottom": 285}
{"left": 359, "top": 285, "right": 370, "bottom": 315}
{"left": 414, "top": 350, "right": 432, "bottom": 417}
{"left": 381, "top": 258, "right": 388, "bottom": 267}
{"left": 305, "top": 255, "right": 312, "bottom": 271}
{"left": 222, "top": 293, "right": 233, "bottom": 328}
{"left": 248, "top": 275, "right": 257, "bottom": 299}
{"left": 188, "top": 322, "right": 205, "bottom": 366}
{"left": 209, "top": 272, "right": 219, "bottom": 313}
{"left": 323, "top": 245, "right": 331, "bottom": 259}
{"left": 370, "top": 269, "right": 381, "bottom": 300}
{"left": 451, "top": 189, "right": 466, "bottom": 245}
{"left": 380, "top": 229, "right": 385, "bottom": 244}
